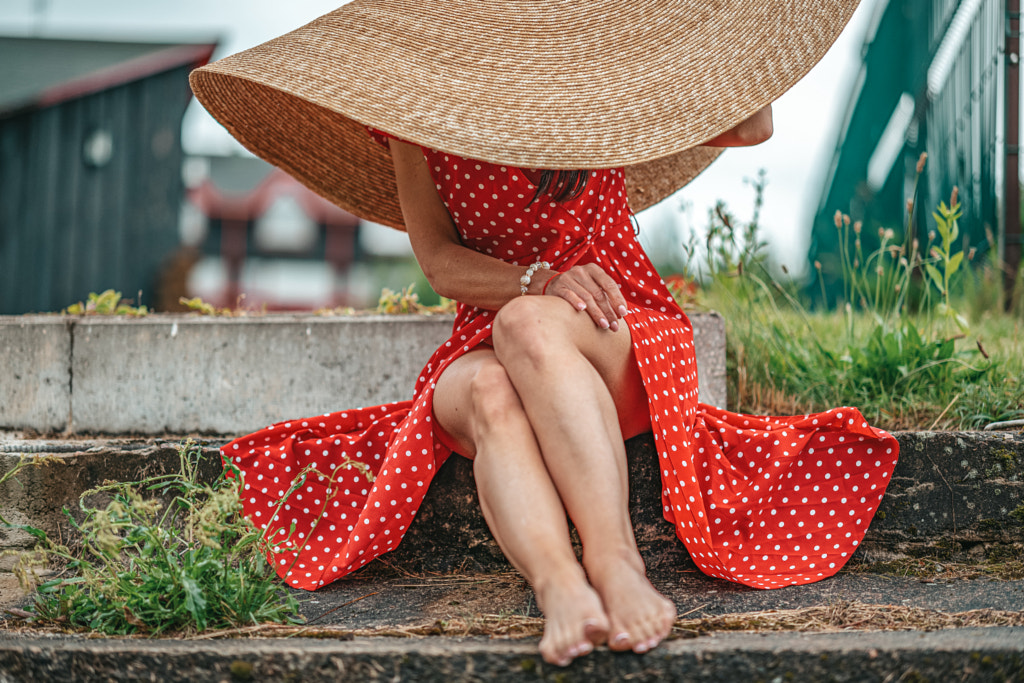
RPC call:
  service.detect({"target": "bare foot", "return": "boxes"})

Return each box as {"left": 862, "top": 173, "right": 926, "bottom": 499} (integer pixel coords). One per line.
{"left": 534, "top": 571, "right": 611, "bottom": 666}
{"left": 586, "top": 554, "right": 676, "bottom": 654}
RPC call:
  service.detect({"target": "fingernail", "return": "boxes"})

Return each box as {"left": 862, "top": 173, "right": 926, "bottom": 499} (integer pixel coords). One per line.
{"left": 609, "top": 320, "right": 619, "bottom": 332}
{"left": 618, "top": 305, "right": 628, "bottom": 316}
{"left": 577, "top": 303, "right": 587, "bottom": 311}
{"left": 599, "top": 318, "right": 609, "bottom": 329}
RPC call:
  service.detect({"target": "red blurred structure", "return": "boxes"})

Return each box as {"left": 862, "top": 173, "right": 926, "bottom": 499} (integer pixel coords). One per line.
{"left": 185, "top": 158, "right": 362, "bottom": 309}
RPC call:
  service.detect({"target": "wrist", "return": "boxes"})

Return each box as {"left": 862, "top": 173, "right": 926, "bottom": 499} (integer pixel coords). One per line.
{"left": 539, "top": 271, "right": 559, "bottom": 295}
{"left": 520, "top": 261, "right": 551, "bottom": 295}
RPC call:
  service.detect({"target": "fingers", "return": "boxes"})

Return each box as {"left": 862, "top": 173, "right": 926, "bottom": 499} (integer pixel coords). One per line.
{"left": 587, "top": 265, "right": 630, "bottom": 319}
{"left": 544, "top": 264, "right": 629, "bottom": 331}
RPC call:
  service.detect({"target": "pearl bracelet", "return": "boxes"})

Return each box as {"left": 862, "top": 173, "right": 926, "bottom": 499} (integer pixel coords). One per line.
{"left": 519, "top": 261, "right": 551, "bottom": 295}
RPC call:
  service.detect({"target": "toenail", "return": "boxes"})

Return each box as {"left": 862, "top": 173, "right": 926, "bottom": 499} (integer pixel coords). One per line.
{"left": 578, "top": 643, "right": 593, "bottom": 655}
{"left": 613, "top": 633, "right": 630, "bottom": 646}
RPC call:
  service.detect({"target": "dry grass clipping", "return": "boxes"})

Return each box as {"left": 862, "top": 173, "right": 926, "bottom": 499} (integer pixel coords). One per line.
{"left": 176, "top": 600, "right": 1024, "bottom": 641}
{"left": 7, "top": 600, "right": 1023, "bottom": 642}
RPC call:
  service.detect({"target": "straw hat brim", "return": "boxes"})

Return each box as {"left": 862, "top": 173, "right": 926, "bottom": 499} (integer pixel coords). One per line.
{"left": 191, "top": 0, "right": 858, "bottom": 230}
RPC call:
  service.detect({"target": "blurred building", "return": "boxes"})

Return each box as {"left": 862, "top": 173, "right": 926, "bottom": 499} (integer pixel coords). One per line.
{"left": 0, "top": 35, "right": 215, "bottom": 314}
{"left": 178, "top": 155, "right": 364, "bottom": 310}
{"left": 812, "top": 0, "right": 1019, "bottom": 302}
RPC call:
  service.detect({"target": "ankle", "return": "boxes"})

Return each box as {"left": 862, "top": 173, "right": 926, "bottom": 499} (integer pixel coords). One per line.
{"left": 531, "top": 561, "right": 590, "bottom": 600}
{"left": 582, "top": 545, "right": 647, "bottom": 582}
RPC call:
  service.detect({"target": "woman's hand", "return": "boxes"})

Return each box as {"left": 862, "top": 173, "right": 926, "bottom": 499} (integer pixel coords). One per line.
{"left": 705, "top": 104, "right": 773, "bottom": 147}
{"left": 540, "top": 264, "right": 629, "bottom": 331}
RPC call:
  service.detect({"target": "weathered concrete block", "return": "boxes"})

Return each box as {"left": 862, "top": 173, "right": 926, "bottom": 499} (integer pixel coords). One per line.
{"left": 1, "top": 627, "right": 1023, "bottom": 682}
{"left": 867, "top": 431, "right": 1024, "bottom": 554}
{"left": 71, "top": 316, "right": 453, "bottom": 434}
{"left": 0, "top": 317, "right": 70, "bottom": 433}
{"left": 2, "top": 313, "right": 725, "bottom": 434}
{"left": 0, "top": 441, "right": 223, "bottom": 570}
{"left": 4, "top": 431, "right": 1021, "bottom": 573}
{"left": 690, "top": 311, "right": 726, "bottom": 410}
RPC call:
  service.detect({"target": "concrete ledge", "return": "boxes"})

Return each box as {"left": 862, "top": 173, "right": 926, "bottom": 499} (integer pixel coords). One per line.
{"left": 0, "top": 440, "right": 223, "bottom": 565}
{"left": 3, "top": 432, "right": 1021, "bottom": 570}
{"left": 0, "top": 318, "right": 70, "bottom": 433}
{"left": 0, "top": 628, "right": 1022, "bottom": 682}
{"left": 0, "top": 313, "right": 726, "bottom": 435}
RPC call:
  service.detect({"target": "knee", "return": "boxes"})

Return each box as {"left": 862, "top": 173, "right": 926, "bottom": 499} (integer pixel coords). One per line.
{"left": 468, "top": 361, "right": 523, "bottom": 430}
{"left": 492, "top": 296, "right": 567, "bottom": 367}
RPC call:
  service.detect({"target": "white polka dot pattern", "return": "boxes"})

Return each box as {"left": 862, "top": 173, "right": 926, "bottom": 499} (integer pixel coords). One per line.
{"left": 220, "top": 140, "right": 900, "bottom": 591}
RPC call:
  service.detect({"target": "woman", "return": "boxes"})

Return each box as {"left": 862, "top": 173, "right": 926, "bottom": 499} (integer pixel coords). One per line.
{"left": 381, "top": 110, "right": 774, "bottom": 664}
{"left": 192, "top": 0, "right": 897, "bottom": 667}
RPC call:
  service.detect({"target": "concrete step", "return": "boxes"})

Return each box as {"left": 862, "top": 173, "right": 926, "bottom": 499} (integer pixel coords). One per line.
{"left": 2, "top": 431, "right": 1022, "bottom": 571}
{"left": 0, "top": 313, "right": 727, "bottom": 434}
{"left": 1, "top": 627, "right": 1022, "bottom": 682}
{"left": 1, "top": 433, "right": 1022, "bottom": 682}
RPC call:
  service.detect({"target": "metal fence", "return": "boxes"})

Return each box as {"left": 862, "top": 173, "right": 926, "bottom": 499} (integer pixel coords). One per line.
{"left": 812, "top": 0, "right": 1019, "bottom": 306}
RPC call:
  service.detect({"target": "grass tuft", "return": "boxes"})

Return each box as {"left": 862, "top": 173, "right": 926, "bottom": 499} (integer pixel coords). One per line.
{"left": 4, "top": 440, "right": 305, "bottom": 636}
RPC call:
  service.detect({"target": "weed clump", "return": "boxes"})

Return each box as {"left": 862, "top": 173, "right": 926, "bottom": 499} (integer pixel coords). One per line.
{"left": 64, "top": 289, "right": 148, "bottom": 316}
{"left": 6, "top": 441, "right": 303, "bottom": 635}
{"left": 377, "top": 284, "right": 456, "bottom": 314}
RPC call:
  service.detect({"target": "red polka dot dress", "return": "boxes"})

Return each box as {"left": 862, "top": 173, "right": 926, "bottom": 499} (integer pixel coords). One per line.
{"left": 222, "top": 137, "right": 899, "bottom": 591}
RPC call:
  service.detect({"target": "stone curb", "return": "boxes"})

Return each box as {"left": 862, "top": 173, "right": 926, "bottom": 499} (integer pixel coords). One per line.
{"left": 0, "top": 313, "right": 727, "bottom": 434}
{"left": 2, "top": 432, "right": 1021, "bottom": 570}
{"left": 0, "top": 628, "right": 1022, "bottom": 682}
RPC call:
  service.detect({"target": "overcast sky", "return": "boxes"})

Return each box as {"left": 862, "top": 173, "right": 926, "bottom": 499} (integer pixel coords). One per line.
{"left": 1, "top": 0, "right": 880, "bottom": 274}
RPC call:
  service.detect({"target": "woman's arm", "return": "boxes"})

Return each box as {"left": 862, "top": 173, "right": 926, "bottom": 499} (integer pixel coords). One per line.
{"left": 389, "top": 139, "right": 628, "bottom": 328}
{"left": 704, "top": 104, "right": 773, "bottom": 147}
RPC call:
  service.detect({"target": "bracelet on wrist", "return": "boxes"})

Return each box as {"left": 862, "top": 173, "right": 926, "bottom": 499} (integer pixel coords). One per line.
{"left": 519, "top": 261, "right": 551, "bottom": 295}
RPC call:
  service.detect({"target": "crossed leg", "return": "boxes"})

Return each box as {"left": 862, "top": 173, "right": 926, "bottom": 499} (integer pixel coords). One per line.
{"left": 432, "top": 296, "right": 676, "bottom": 666}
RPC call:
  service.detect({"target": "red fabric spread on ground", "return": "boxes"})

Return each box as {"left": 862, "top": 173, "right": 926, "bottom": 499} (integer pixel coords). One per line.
{"left": 222, "top": 139, "right": 899, "bottom": 591}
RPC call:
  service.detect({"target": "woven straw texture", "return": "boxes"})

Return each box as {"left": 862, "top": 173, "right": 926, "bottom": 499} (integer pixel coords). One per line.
{"left": 190, "top": 0, "right": 858, "bottom": 229}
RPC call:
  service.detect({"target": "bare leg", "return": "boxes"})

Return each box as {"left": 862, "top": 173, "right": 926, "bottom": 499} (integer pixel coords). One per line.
{"left": 434, "top": 350, "right": 610, "bottom": 666}
{"left": 490, "top": 296, "right": 676, "bottom": 653}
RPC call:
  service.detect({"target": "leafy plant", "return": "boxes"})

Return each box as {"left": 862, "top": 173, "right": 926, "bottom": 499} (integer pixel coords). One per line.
{"left": 377, "top": 284, "right": 456, "bottom": 314}
{"left": 64, "top": 290, "right": 148, "bottom": 316}
{"left": 832, "top": 321, "right": 986, "bottom": 396}
{"left": 6, "top": 441, "right": 311, "bottom": 635}
{"left": 926, "top": 189, "right": 969, "bottom": 331}
{"left": 178, "top": 296, "right": 236, "bottom": 316}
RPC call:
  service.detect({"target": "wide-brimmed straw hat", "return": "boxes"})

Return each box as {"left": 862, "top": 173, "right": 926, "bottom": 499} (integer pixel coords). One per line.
{"left": 191, "top": 0, "right": 859, "bottom": 230}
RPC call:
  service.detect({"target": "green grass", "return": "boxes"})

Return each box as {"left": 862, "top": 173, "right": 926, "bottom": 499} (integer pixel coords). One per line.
{"left": 673, "top": 163, "right": 1024, "bottom": 432}
{"left": 708, "top": 298, "right": 1023, "bottom": 430}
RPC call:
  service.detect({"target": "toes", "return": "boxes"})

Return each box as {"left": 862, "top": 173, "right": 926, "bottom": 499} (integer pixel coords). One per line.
{"left": 630, "top": 603, "right": 676, "bottom": 653}
{"left": 541, "top": 629, "right": 598, "bottom": 667}
{"left": 540, "top": 642, "right": 571, "bottom": 667}
{"left": 583, "top": 618, "right": 609, "bottom": 646}
{"left": 608, "top": 631, "right": 632, "bottom": 652}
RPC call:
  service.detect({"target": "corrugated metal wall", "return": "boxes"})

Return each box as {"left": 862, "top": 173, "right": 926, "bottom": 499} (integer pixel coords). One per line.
{"left": 0, "top": 66, "right": 190, "bottom": 314}
{"left": 811, "top": 0, "right": 1006, "bottom": 301}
